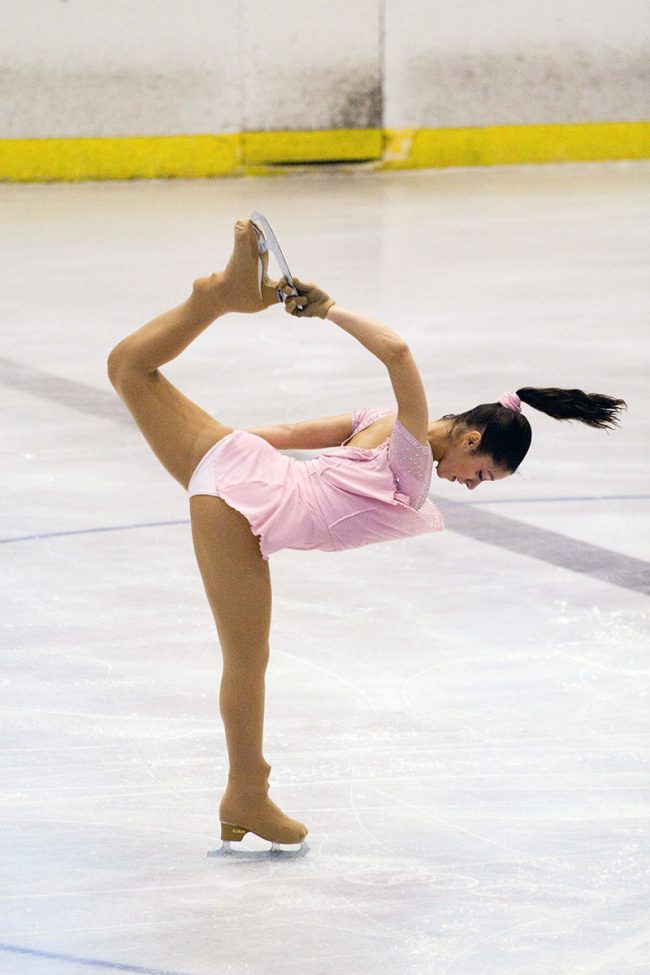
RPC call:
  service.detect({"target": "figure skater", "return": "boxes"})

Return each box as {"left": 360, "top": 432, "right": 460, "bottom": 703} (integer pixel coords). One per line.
{"left": 107, "top": 217, "right": 625, "bottom": 857}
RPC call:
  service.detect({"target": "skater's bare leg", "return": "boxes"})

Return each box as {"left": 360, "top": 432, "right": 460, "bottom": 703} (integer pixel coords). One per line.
{"left": 190, "top": 495, "right": 308, "bottom": 846}
{"left": 109, "top": 220, "right": 305, "bottom": 845}
{"left": 107, "top": 220, "right": 280, "bottom": 488}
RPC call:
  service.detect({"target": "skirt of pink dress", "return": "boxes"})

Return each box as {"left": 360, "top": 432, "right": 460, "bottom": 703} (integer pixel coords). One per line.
{"left": 187, "top": 430, "right": 443, "bottom": 560}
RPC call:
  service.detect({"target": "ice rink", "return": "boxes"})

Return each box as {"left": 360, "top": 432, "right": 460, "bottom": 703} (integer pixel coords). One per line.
{"left": 2, "top": 163, "right": 649, "bottom": 975}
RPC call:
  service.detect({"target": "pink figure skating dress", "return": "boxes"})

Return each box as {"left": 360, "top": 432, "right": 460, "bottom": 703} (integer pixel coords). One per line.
{"left": 187, "top": 407, "right": 444, "bottom": 559}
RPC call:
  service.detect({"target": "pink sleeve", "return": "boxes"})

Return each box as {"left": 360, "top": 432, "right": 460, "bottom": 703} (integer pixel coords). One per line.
{"left": 387, "top": 420, "right": 433, "bottom": 510}
{"left": 342, "top": 407, "right": 393, "bottom": 444}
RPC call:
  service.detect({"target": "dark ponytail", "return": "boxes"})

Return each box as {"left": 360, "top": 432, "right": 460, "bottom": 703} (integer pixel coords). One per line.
{"left": 517, "top": 387, "right": 626, "bottom": 430}
{"left": 447, "top": 387, "right": 626, "bottom": 473}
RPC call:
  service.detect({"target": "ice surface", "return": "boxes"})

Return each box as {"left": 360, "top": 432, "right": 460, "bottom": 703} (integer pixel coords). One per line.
{"left": 1, "top": 164, "right": 649, "bottom": 975}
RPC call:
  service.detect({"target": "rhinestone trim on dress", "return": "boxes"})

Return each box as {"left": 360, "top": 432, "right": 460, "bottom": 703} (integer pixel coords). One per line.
{"left": 388, "top": 419, "right": 433, "bottom": 510}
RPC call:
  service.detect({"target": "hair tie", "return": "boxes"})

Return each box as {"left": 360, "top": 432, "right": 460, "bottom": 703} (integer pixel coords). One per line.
{"left": 498, "top": 391, "right": 522, "bottom": 413}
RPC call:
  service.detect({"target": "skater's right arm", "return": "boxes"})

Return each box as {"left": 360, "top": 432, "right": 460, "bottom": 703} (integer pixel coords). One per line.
{"left": 283, "top": 279, "right": 428, "bottom": 445}
{"left": 328, "top": 306, "right": 429, "bottom": 445}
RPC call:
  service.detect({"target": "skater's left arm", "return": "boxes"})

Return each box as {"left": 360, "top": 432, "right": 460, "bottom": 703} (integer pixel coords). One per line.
{"left": 247, "top": 413, "right": 354, "bottom": 450}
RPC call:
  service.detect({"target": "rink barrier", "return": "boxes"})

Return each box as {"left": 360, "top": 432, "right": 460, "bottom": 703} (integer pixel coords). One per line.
{"left": 1, "top": 122, "right": 648, "bottom": 181}
{"left": 381, "top": 122, "right": 650, "bottom": 169}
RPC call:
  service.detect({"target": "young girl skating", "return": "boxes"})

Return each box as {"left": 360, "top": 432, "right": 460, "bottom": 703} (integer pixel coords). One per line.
{"left": 108, "top": 216, "right": 625, "bottom": 857}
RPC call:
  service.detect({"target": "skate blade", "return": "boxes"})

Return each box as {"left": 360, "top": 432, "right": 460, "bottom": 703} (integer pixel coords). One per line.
{"left": 250, "top": 211, "right": 298, "bottom": 300}
{"left": 208, "top": 834, "right": 310, "bottom": 860}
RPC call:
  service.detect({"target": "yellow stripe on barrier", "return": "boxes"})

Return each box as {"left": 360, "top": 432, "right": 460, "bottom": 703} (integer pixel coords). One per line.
{"left": 0, "top": 122, "right": 648, "bottom": 182}
{"left": 382, "top": 122, "right": 650, "bottom": 169}
{"left": 0, "top": 134, "right": 240, "bottom": 182}
{"left": 243, "top": 128, "right": 383, "bottom": 164}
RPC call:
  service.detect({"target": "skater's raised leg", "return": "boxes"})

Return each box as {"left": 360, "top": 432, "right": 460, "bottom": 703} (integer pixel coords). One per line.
{"left": 107, "top": 220, "right": 280, "bottom": 488}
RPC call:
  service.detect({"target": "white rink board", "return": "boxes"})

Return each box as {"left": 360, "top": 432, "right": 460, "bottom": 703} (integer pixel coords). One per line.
{"left": 384, "top": 0, "right": 650, "bottom": 127}
{"left": 241, "top": 0, "right": 382, "bottom": 131}
{"left": 1, "top": 0, "right": 648, "bottom": 137}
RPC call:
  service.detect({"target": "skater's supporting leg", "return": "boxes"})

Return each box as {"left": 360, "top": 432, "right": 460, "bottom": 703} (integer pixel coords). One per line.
{"left": 190, "top": 495, "right": 308, "bottom": 846}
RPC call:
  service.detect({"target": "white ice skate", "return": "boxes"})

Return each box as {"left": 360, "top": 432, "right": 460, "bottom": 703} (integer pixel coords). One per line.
{"left": 250, "top": 211, "right": 299, "bottom": 304}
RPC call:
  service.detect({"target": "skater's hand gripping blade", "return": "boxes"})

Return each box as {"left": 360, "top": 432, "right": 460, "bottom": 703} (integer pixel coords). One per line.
{"left": 250, "top": 211, "right": 299, "bottom": 302}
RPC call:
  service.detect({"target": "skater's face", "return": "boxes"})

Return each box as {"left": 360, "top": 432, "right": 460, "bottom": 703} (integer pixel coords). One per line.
{"left": 435, "top": 429, "right": 510, "bottom": 490}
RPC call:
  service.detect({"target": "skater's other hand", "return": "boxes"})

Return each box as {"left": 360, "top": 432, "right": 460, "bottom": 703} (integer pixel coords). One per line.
{"left": 280, "top": 277, "right": 335, "bottom": 319}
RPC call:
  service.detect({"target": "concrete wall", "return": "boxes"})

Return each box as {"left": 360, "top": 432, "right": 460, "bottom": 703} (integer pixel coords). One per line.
{"left": 1, "top": 0, "right": 648, "bottom": 139}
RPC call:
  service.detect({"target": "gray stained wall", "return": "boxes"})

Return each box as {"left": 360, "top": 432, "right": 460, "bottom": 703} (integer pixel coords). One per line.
{"left": 1, "top": 0, "right": 648, "bottom": 139}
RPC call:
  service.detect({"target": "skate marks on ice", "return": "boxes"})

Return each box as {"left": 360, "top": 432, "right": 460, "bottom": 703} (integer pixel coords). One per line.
{"left": 439, "top": 498, "right": 650, "bottom": 596}
{"left": 0, "top": 941, "right": 194, "bottom": 975}
{"left": 0, "top": 355, "right": 130, "bottom": 426}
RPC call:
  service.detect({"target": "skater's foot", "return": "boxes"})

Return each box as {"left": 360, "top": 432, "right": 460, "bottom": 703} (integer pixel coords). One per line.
{"left": 219, "top": 780, "right": 308, "bottom": 846}
{"left": 193, "top": 220, "right": 281, "bottom": 314}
